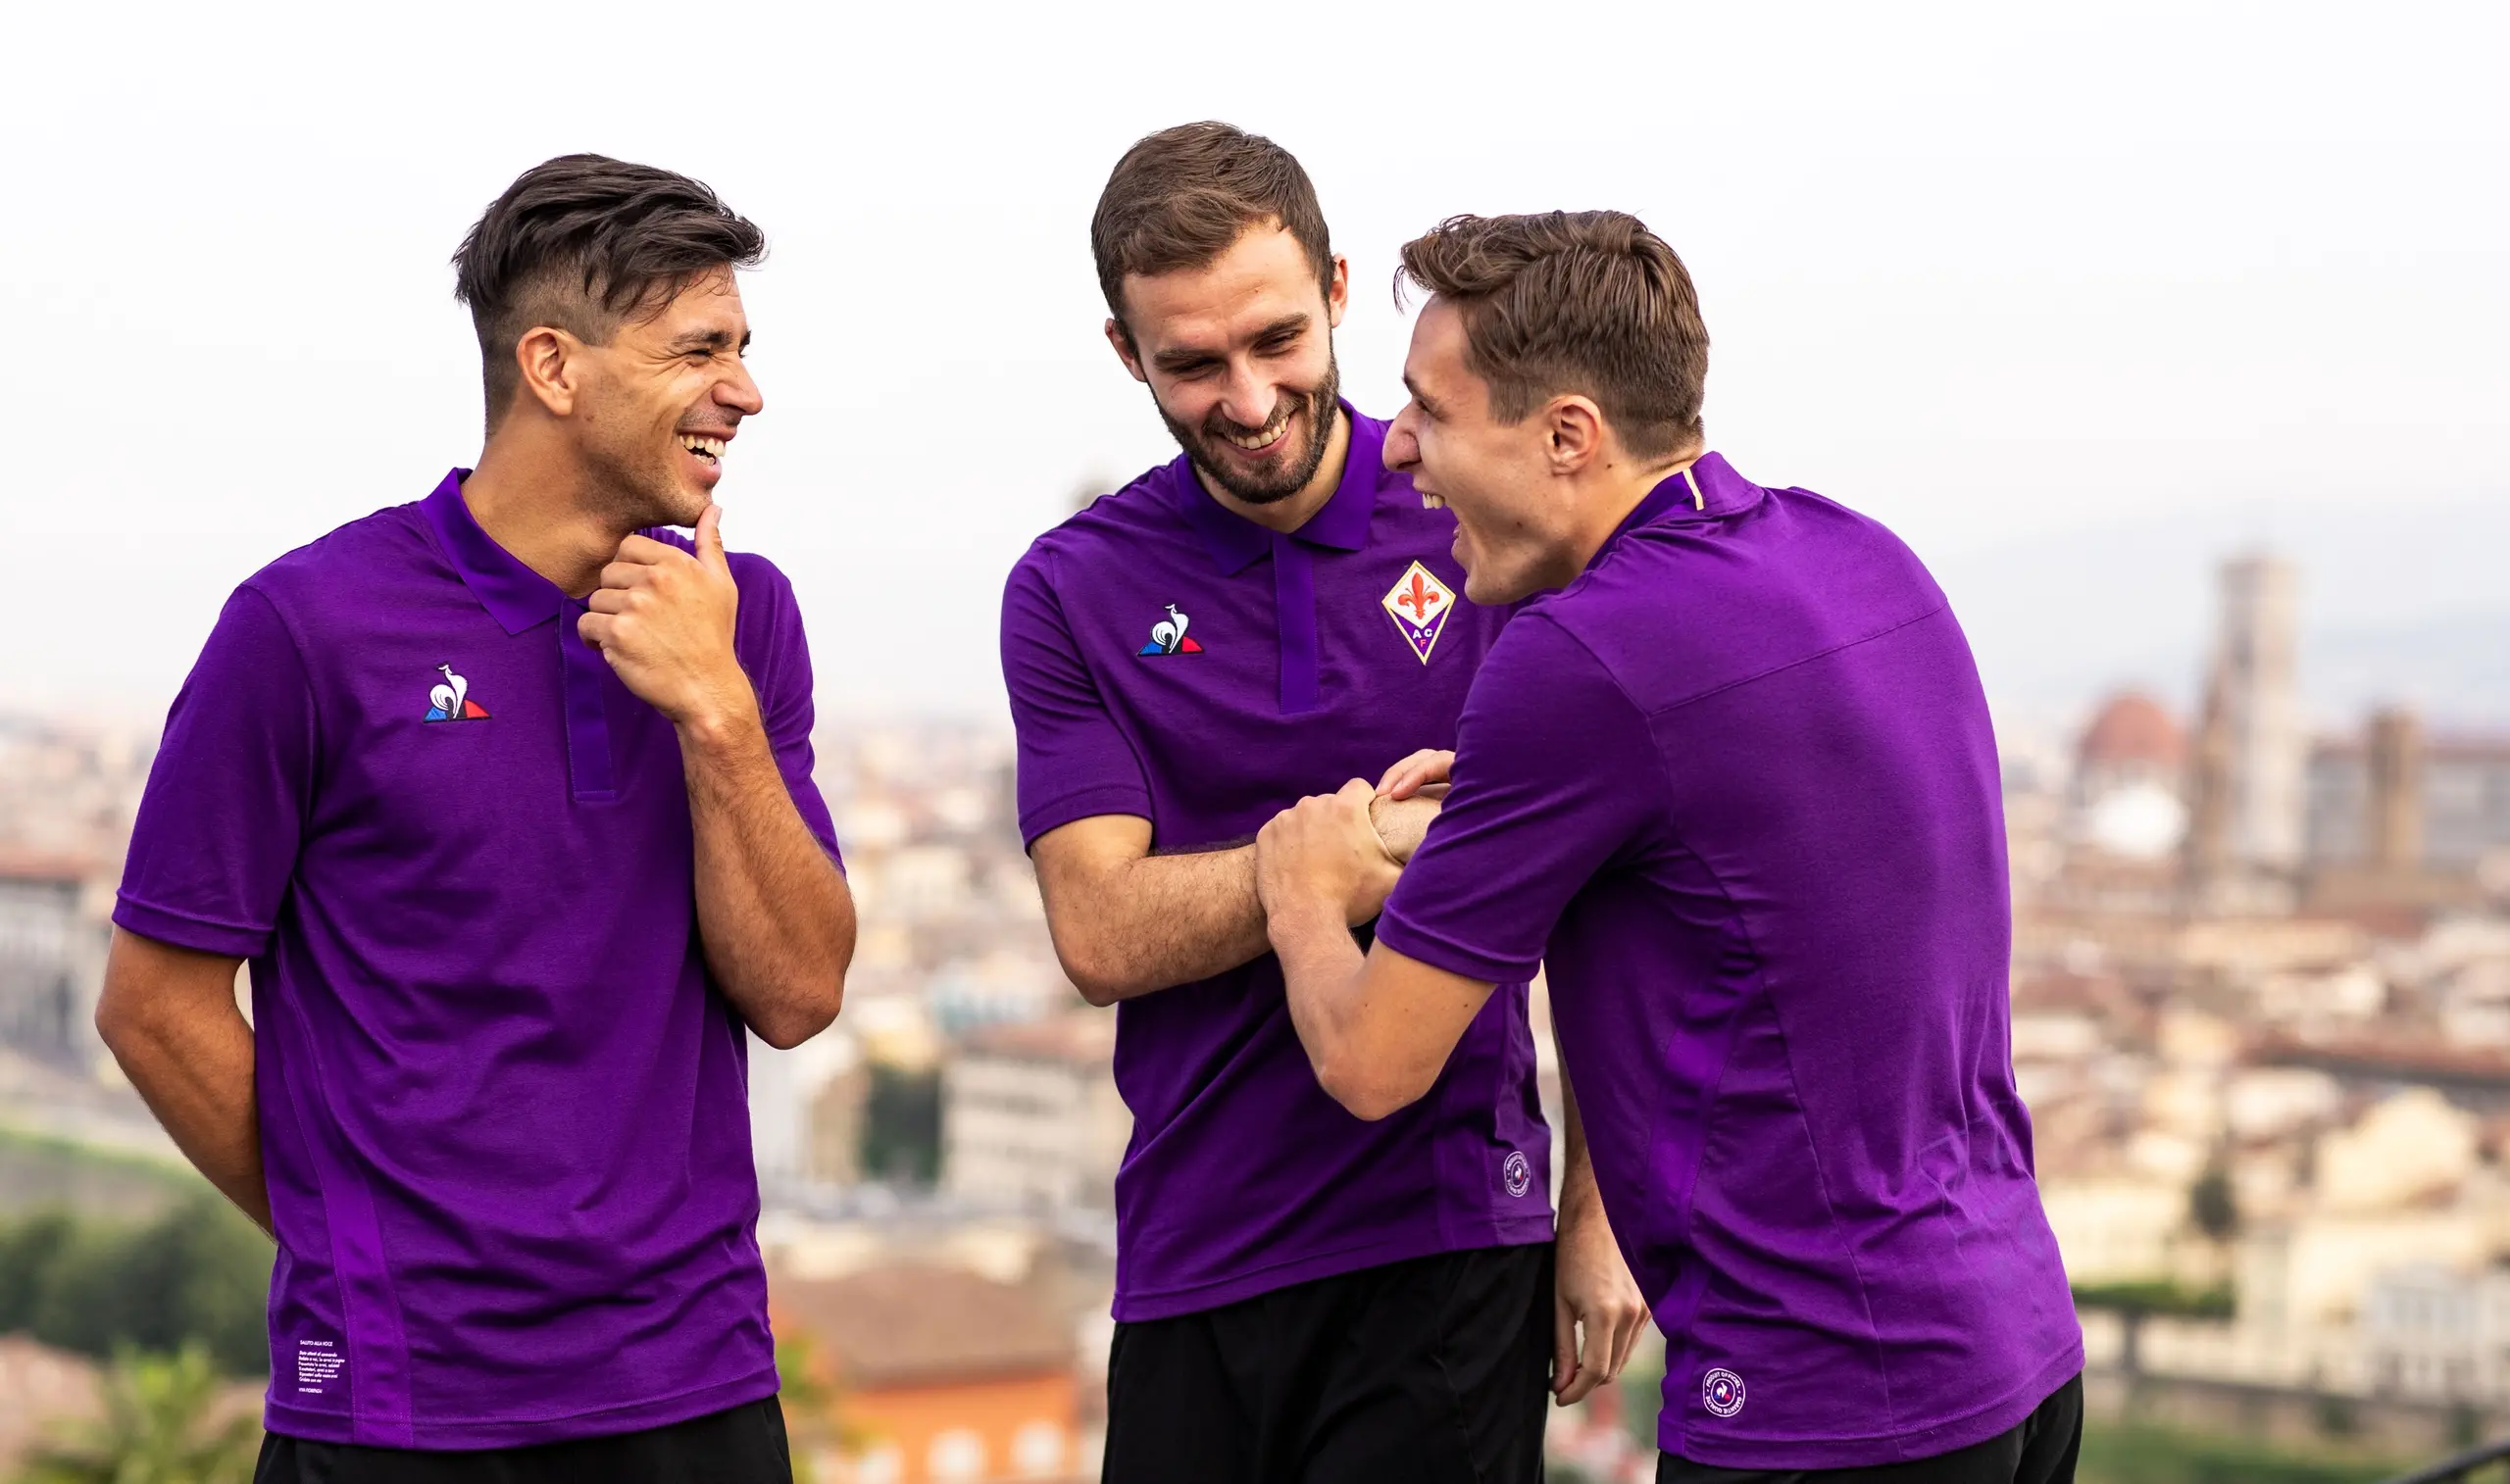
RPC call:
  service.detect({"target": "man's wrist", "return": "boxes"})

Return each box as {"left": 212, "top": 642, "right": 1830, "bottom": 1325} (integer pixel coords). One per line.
{"left": 675, "top": 688, "right": 767, "bottom": 758}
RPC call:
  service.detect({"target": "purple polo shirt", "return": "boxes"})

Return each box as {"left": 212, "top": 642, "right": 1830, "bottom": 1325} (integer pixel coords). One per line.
{"left": 1001, "top": 405, "right": 1554, "bottom": 1320}
{"left": 1379, "top": 454, "right": 2081, "bottom": 1468}
{"left": 115, "top": 470, "right": 840, "bottom": 1449}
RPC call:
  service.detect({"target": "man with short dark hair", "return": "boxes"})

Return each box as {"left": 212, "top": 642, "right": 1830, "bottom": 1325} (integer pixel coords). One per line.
{"left": 97, "top": 154, "right": 851, "bottom": 1481}
{"left": 1257, "top": 211, "right": 2084, "bottom": 1482}
{"left": 1004, "top": 126, "right": 1646, "bottom": 1482}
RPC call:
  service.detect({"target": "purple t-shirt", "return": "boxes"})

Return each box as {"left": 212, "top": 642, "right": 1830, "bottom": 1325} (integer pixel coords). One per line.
{"left": 1002, "top": 406, "right": 1554, "bottom": 1320}
{"left": 1379, "top": 454, "right": 2081, "bottom": 1468}
{"left": 115, "top": 470, "right": 840, "bottom": 1449}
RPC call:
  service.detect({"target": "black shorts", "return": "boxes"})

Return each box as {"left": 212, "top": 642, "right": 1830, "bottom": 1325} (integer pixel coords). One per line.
{"left": 253, "top": 1396, "right": 791, "bottom": 1484}
{"left": 1103, "top": 1241, "right": 1554, "bottom": 1484}
{"left": 1657, "top": 1371, "right": 2083, "bottom": 1484}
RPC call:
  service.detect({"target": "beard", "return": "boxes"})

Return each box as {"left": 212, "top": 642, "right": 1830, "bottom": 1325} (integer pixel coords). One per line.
{"left": 1157, "top": 354, "right": 1341, "bottom": 506}
{"left": 578, "top": 402, "right": 707, "bottom": 531}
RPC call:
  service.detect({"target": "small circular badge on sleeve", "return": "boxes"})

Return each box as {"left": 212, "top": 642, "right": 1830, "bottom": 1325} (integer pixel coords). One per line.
{"left": 1502, "top": 1151, "right": 1531, "bottom": 1198}
{"left": 1702, "top": 1367, "right": 1747, "bottom": 1418}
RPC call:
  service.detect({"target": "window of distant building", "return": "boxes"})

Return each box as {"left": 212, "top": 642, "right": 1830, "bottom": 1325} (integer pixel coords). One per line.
{"left": 929, "top": 1428, "right": 986, "bottom": 1482}
{"left": 1012, "top": 1419, "right": 1067, "bottom": 1476}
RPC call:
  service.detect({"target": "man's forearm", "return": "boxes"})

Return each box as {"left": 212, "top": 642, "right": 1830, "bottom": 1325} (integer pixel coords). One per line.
{"left": 1269, "top": 899, "right": 1374, "bottom": 1095}
{"left": 1556, "top": 1041, "right": 1604, "bottom": 1219}
{"left": 95, "top": 934, "right": 271, "bottom": 1235}
{"left": 681, "top": 713, "right": 855, "bottom": 1049}
{"left": 1038, "top": 793, "right": 1437, "bottom": 1007}
{"left": 1060, "top": 844, "right": 1270, "bottom": 1004}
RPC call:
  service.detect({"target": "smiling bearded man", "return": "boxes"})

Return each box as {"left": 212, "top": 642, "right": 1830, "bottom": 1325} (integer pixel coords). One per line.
{"left": 1001, "top": 124, "right": 1649, "bottom": 1484}
{"left": 98, "top": 155, "right": 854, "bottom": 1483}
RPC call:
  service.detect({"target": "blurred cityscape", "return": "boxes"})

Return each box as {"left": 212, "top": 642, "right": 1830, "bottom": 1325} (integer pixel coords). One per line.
{"left": 4, "top": 547, "right": 2510, "bottom": 1481}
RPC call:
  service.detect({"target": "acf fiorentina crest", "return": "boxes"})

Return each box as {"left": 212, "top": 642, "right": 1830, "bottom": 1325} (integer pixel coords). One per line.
{"left": 1380, "top": 562, "right": 1455, "bottom": 665}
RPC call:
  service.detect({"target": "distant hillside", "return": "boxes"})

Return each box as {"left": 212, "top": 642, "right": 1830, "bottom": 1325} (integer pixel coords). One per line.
{"left": 0, "top": 1127, "right": 194, "bottom": 1222}
{"left": 1930, "top": 491, "right": 2510, "bottom": 731}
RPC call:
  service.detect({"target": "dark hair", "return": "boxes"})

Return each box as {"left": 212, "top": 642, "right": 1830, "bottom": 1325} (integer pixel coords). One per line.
{"left": 453, "top": 154, "right": 766, "bottom": 426}
{"left": 1396, "top": 211, "right": 1708, "bottom": 462}
{"left": 1091, "top": 123, "right": 1332, "bottom": 342}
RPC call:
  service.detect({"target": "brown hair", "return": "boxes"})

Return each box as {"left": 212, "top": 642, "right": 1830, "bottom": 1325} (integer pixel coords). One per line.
{"left": 1091, "top": 123, "right": 1332, "bottom": 342}
{"left": 1396, "top": 211, "right": 1708, "bottom": 462}
{"left": 453, "top": 154, "right": 766, "bottom": 428}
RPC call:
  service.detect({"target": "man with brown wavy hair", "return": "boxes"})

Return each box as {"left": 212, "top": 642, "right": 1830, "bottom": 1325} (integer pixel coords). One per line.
{"left": 1003, "top": 130, "right": 1646, "bottom": 1482}
{"left": 1258, "top": 211, "right": 2085, "bottom": 1482}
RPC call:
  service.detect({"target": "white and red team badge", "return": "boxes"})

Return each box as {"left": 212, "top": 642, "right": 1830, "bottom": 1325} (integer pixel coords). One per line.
{"left": 1380, "top": 562, "right": 1455, "bottom": 665}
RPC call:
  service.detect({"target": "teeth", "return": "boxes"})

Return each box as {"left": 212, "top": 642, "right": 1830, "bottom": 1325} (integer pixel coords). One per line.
{"left": 1421, "top": 492, "right": 1446, "bottom": 509}
{"left": 1226, "top": 412, "right": 1291, "bottom": 450}
{"left": 679, "top": 435, "right": 727, "bottom": 459}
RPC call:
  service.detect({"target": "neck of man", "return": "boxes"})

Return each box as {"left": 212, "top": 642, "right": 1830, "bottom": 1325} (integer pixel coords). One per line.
{"left": 1198, "top": 403, "right": 1352, "bottom": 537}
{"left": 462, "top": 420, "right": 636, "bottom": 600}
{"left": 1558, "top": 444, "right": 1705, "bottom": 579}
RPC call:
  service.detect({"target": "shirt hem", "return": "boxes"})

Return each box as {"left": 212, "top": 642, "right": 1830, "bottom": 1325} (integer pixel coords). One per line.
{"left": 1113, "top": 1213, "right": 1557, "bottom": 1322}
{"left": 1373, "top": 909, "right": 1537, "bottom": 988}
{"left": 263, "top": 1364, "right": 779, "bottom": 1451}
{"left": 1659, "top": 1339, "right": 2083, "bottom": 1469}
{"left": 113, "top": 894, "right": 271, "bottom": 960}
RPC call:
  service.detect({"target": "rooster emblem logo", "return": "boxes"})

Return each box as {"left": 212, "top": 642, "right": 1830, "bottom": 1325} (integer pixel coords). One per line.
{"left": 1136, "top": 603, "right": 1204, "bottom": 657}
{"left": 423, "top": 664, "right": 490, "bottom": 722}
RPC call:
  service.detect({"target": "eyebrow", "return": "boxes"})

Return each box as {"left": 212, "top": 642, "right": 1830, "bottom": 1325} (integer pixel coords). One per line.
{"left": 1150, "top": 313, "right": 1310, "bottom": 371}
{"left": 1402, "top": 374, "right": 1437, "bottom": 414}
{"left": 668, "top": 327, "right": 749, "bottom": 353}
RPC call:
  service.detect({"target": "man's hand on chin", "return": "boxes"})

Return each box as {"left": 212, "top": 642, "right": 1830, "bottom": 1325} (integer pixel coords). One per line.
{"left": 577, "top": 503, "right": 759, "bottom": 741}
{"left": 1256, "top": 778, "right": 1403, "bottom": 930}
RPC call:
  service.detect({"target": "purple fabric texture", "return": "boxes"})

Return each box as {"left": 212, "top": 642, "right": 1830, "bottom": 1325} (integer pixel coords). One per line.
{"left": 1379, "top": 454, "right": 2082, "bottom": 1468}
{"left": 116, "top": 470, "right": 839, "bottom": 1448}
{"left": 1001, "top": 407, "right": 1554, "bottom": 1321}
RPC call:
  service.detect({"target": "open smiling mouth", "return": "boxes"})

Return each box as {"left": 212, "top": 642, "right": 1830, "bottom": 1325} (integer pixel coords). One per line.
{"left": 679, "top": 433, "right": 727, "bottom": 467}
{"left": 1218, "top": 404, "right": 1294, "bottom": 457}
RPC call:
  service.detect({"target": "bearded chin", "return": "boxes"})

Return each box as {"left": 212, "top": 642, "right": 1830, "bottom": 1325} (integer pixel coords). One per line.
{"left": 1162, "top": 359, "right": 1341, "bottom": 506}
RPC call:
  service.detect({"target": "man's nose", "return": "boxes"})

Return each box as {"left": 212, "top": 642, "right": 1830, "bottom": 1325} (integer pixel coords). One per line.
{"left": 1218, "top": 362, "right": 1277, "bottom": 432}
{"left": 719, "top": 362, "right": 765, "bottom": 419}
{"left": 1383, "top": 407, "right": 1420, "bottom": 471}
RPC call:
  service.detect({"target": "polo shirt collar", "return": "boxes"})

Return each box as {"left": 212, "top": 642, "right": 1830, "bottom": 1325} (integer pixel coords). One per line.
{"left": 1173, "top": 401, "right": 1382, "bottom": 576}
{"left": 1589, "top": 451, "right": 1764, "bottom": 570}
{"left": 422, "top": 468, "right": 567, "bottom": 635}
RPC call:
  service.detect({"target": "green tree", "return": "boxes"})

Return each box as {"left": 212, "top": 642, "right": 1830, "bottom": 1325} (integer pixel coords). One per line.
{"left": 0, "top": 1207, "right": 78, "bottom": 1331}
{"left": 859, "top": 1064, "right": 941, "bottom": 1185}
{"left": 2190, "top": 1164, "right": 2239, "bottom": 1245}
{"left": 8, "top": 1194, "right": 272, "bottom": 1374}
{"left": 21, "top": 1344, "right": 259, "bottom": 1484}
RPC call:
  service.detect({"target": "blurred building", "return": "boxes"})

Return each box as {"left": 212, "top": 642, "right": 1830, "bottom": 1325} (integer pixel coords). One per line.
{"left": 2308, "top": 712, "right": 2510, "bottom": 878}
{"left": 2072, "top": 690, "right": 2189, "bottom": 862}
{"left": 2185, "top": 554, "right": 2308, "bottom": 908}
{"left": 0, "top": 851, "right": 106, "bottom": 1070}
{"left": 2363, "top": 1263, "right": 2510, "bottom": 1405}
{"left": 943, "top": 1014, "right": 1126, "bottom": 1217}
{"left": 773, "top": 1262, "right": 1082, "bottom": 1484}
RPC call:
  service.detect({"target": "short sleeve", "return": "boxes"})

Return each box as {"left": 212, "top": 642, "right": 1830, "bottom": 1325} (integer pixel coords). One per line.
{"left": 115, "top": 585, "right": 320, "bottom": 959}
{"left": 735, "top": 557, "right": 842, "bottom": 868}
{"left": 1377, "top": 615, "right": 1662, "bottom": 985}
{"left": 1001, "top": 551, "right": 1152, "bottom": 848}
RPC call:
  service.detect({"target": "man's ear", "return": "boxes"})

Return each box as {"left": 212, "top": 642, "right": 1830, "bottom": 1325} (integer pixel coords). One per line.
{"left": 1542, "top": 396, "right": 1606, "bottom": 476}
{"left": 1104, "top": 317, "right": 1149, "bottom": 384}
{"left": 515, "top": 325, "right": 584, "bottom": 418}
{"left": 1326, "top": 253, "right": 1350, "bottom": 330}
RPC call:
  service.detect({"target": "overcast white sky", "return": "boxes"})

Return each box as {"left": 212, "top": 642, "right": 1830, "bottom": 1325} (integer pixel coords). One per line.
{"left": 7, "top": 2, "right": 2505, "bottom": 729}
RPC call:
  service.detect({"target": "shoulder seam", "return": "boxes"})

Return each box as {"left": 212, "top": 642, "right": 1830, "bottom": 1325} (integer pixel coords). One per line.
{"left": 1645, "top": 601, "right": 1950, "bottom": 719}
